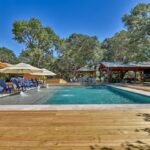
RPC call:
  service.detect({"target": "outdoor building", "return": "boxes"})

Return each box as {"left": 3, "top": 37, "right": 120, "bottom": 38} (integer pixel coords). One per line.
{"left": 98, "top": 62, "right": 150, "bottom": 83}
{"left": 75, "top": 66, "right": 96, "bottom": 82}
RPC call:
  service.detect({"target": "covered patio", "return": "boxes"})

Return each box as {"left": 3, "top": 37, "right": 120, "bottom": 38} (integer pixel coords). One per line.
{"left": 99, "top": 62, "right": 150, "bottom": 83}
{"left": 76, "top": 66, "right": 96, "bottom": 82}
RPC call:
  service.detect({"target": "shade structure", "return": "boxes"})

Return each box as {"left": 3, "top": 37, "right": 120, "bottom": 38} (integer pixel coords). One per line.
{"left": 30, "top": 68, "right": 56, "bottom": 76}
{"left": 77, "top": 66, "right": 96, "bottom": 72}
{"left": 0, "top": 63, "right": 42, "bottom": 74}
{"left": 0, "top": 62, "right": 12, "bottom": 68}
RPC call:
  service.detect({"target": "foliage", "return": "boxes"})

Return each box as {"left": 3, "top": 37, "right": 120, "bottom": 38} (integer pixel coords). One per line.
{"left": 0, "top": 3, "right": 149, "bottom": 80}
{"left": 102, "top": 3, "right": 150, "bottom": 63}
{"left": 13, "top": 18, "right": 60, "bottom": 68}
{"left": 102, "top": 30, "right": 130, "bottom": 62}
{"left": 122, "top": 3, "right": 150, "bottom": 62}
{"left": 53, "top": 33, "right": 104, "bottom": 79}
{"left": 0, "top": 47, "right": 18, "bottom": 64}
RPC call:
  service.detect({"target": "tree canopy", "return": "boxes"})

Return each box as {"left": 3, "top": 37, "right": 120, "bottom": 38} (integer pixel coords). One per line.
{"left": 53, "top": 33, "right": 104, "bottom": 79}
{"left": 13, "top": 18, "right": 60, "bottom": 68}
{"left": 122, "top": 3, "right": 150, "bottom": 62}
{"left": 102, "top": 30, "right": 130, "bottom": 62}
{"left": 0, "top": 3, "right": 149, "bottom": 80}
{"left": 102, "top": 3, "right": 150, "bottom": 63}
{"left": 0, "top": 47, "right": 18, "bottom": 64}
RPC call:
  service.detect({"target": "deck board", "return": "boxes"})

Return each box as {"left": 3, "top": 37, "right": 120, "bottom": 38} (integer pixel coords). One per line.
{"left": 0, "top": 110, "right": 150, "bottom": 149}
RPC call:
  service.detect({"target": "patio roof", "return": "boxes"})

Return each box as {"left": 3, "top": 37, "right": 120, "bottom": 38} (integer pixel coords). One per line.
{"left": 77, "top": 66, "right": 96, "bottom": 72}
{"left": 99, "top": 62, "right": 150, "bottom": 71}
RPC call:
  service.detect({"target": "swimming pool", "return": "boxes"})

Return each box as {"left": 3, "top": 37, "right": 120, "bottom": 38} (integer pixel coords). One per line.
{"left": 0, "top": 85, "right": 149, "bottom": 105}
{"left": 46, "top": 85, "right": 150, "bottom": 104}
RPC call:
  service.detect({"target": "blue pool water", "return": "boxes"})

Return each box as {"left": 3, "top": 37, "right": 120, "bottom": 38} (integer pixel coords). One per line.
{"left": 46, "top": 86, "right": 150, "bottom": 104}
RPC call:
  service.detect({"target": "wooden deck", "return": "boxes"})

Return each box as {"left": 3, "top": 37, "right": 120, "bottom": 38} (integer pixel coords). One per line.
{"left": 0, "top": 109, "right": 150, "bottom": 150}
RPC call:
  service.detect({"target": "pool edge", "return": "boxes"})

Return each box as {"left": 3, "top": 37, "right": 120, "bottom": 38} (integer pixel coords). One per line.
{"left": 0, "top": 104, "right": 150, "bottom": 110}
{"left": 109, "top": 84, "right": 150, "bottom": 96}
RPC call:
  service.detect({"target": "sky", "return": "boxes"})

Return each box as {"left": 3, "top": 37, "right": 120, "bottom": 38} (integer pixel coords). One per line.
{"left": 0, "top": 0, "right": 149, "bottom": 56}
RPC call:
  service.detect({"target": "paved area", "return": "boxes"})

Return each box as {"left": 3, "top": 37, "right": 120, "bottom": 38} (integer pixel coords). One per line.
{"left": 110, "top": 85, "right": 150, "bottom": 96}
{"left": 115, "top": 83, "right": 150, "bottom": 92}
{"left": 0, "top": 104, "right": 150, "bottom": 110}
{"left": 0, "top": 86, "right": 61, "bottom": 105}
{"left": 0, "top": 109, "right": 150, "bottom": 149}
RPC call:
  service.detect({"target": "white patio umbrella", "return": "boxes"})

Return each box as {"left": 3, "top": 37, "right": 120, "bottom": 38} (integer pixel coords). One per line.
{"left": 30, "top": 68, "right": 56, "bottom": 88}
{"left": 0, "top": 62, "right": 12, "bottom": 68}
{"left": 30, "top": 68, "right": 56, "bottom": 76}
{"left": 0, "top": 63, "right": 42, "bottom": 74}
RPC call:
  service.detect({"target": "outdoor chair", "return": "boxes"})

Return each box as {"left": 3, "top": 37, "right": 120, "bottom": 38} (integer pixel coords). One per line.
{"left": 26, "top": 80, "right": 35, "bottom": 89}
{"left": 31, "top": 79, "right": 37, "bottom": 87}
{"left": 19, "top": 78, "right": 26, "bottom": 91}
{"left": 12, "top": 79, "right": 21, "bottom": 91}
{"left": 0, "top": 80, "right": 12, "bottom": 93}
{"left": 34, "top": 79, "right": 39, "bottom": 87}
{"left": 0, "top": 86, "right": 4, "bottom": 94}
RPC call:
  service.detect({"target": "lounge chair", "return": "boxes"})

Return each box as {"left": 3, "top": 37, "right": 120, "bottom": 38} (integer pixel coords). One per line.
{"left": 12, "top": 79, "right": 21, "bottom": 91}
{"left": 0, "top": 86, "right": 4, "bottom": 94}
{"left": 31, "top": 79, "right": 37, "bottom": 87}
{"left": 19, "top": 78, "right": 26, "bottom": 91}
{"left": 0, "top": 80, "right": 12, "bottom": 93}
{"left": 34, "top": 79, "right": 39, "bottom": 87}
{"left": 26, "top": 80, "right": 34, "bottom": 89}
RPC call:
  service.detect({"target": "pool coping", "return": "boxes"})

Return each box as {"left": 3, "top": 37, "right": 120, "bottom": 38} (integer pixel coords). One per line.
{"left": 0, "top": 104, "right": 150, "bottom": 110}
{"left": 109, "top": 85, "right": 150, "bottom": 96}
{"left": 0, "top": 85, "right": 149, "bottom": 110}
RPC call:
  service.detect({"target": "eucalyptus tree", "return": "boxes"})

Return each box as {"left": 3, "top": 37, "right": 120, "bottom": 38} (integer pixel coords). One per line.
{"left": 13, "top": 18, "right": 60, "bottom": 68}
{"left": 102, "top": 30, "right": 130, "bottom": 62}
{"left": 122, "top": 3, "right": 150, "bottom": 62}
{"left": 55, "top": 33, "right": 104, "bottom": 79}
{"left": 102, "top": 3, "right": 150, "bottom": 63}
{"left": 0, "top": 47, "right": 18, "bottom": 64}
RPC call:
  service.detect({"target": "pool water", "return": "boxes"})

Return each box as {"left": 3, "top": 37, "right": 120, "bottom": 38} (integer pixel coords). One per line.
{"left": 46, "top": 86, "right": 150, "bottom": 104}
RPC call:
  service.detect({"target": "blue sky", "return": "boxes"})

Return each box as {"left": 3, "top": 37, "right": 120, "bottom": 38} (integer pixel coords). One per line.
{"left": 0, "top": 0, "right": 149, "bottom": 56}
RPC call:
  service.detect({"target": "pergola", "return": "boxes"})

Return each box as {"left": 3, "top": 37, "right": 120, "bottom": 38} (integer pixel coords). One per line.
{"left": 76, "top": 66, "right": 96, "bottom": 78}
{"left": 98, "top": 62, "right": 150, "bottom": 82}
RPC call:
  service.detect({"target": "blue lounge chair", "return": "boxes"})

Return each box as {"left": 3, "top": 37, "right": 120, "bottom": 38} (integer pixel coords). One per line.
{"left": 0, "top": 80, "right": 12, "bottom": 93}
{"left": 12, "top": 79, "right": 20, "bottom": 90}
{"left": 0, "top": 86, "right": 4, "bottom": 94}
{"left": 26, "top": 80, "right": 33, "bottom": 89}
{"left": 20, "top": 78, "right": 26, "bottom": 91}
{"left": 34, "top": 79, "right": 39, "bottom": 87}
{"left": 31, "top": 79, "right": 37, "bottom": 87}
